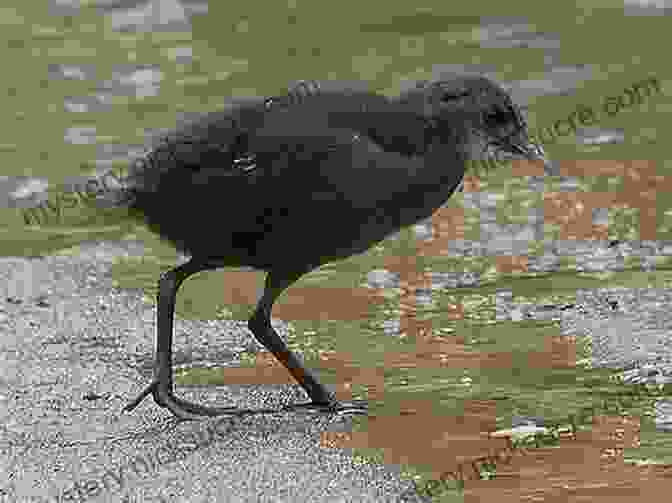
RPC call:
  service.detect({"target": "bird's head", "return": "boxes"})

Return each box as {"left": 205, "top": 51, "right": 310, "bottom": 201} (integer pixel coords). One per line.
{"left": 399, "top": 75, "right": 552, "bottom": 175}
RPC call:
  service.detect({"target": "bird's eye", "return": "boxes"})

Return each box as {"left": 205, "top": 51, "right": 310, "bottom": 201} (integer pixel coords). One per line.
{"left": 440, "top": 90, "right": 470, "bottom": 103}
{"left": 483, "top": 107, "right": 513, "bottom": 127}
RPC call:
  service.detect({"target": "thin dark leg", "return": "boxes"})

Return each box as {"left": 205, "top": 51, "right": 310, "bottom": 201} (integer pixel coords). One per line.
{"left": 124, "top": 261, "right": 366, "bottom": 420}
{"left": 124, "top": 259, "right": 278, "bottom": 420}
{"left": 153, "top": 260, "right": 206, "bottom": 405}
{"left": 249, "top": 270, "right": 367, "bottom": 414}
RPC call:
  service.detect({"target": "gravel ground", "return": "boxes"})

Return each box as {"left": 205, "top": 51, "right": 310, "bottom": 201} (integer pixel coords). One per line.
{"left": 0, "top": 239, "right": 671, "bottom": 502}
{"left": 560, "top": 286, "right": 672, "bottom": 432}
{"left": 0, "top": 240, "right": 426, "bottom": 503}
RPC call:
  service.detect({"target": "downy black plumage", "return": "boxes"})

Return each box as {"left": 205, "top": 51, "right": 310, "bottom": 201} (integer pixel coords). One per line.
{"left": 119, "top": 75, "right": 550, "bottom": 420}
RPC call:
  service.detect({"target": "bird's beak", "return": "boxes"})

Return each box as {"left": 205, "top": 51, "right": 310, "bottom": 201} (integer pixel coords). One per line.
{"left": 456, "top": 137, "right": 555, "bottom": 193}
{"left": 507, "top": 140, "right": 556, "bottom": 176}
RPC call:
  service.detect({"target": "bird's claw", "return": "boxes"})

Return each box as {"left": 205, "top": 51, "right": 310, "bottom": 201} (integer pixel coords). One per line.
{"left": 123, "top": 379, "right": 282, "bottom": 420}
{"left": 285, "top": 399, "right": 369, "bottom": 416}
{"left": 124, "top": 381, "right": 368, "bottom": 419}
{"left": 123, "top": 379, "right": 159, "bottom": 412}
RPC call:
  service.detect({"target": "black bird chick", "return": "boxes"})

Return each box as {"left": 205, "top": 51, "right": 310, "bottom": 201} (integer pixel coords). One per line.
{"left": 120, "top": 75, "right": 550, "bottom": 420}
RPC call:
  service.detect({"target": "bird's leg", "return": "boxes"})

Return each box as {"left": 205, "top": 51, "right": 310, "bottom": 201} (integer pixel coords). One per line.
{"left": 248, "top": 270, "right": 368, "bottom": 415}
{"left": 123, "top": 260, "right": 206, "bottom": 419}
{"left": 124, "top": 261, "right": 365, "bottom": 419}
{"left": 124, "top": 260, "right": 270, "bottom": 420}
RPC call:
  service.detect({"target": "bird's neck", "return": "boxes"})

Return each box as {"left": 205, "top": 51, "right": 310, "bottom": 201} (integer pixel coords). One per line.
{"left": 367, "top": 100, "right": 477, "bottom": 160}
{"left": 359, "top": 103, "right": 439, "bottom": 157}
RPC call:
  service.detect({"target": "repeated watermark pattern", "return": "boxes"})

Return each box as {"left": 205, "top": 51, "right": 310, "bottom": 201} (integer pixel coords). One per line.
{"left": 19, "top": 76, "right": 662, "bottom": 225}
{"left": 397, "top": 379, "right": 665, "bottom": 500}
{"left": 19, "top": 164, "right": 131, "bottom": 227}
{"left": 0, "top": 416, "right": 239, "bottom": 503}
{"left": 0, "top": 340, "right": 664, "bottom": 501}
{"left": 7, "top": 75, "right": 666, "bottom": 503}
{"left": 397, "top": 425, "right": 568, "bottom": 500}
{"left": 527, "top": 75, "right": 661, "bottom": 147}
{"left": 397, "top": 436, "right": 533, "bottom": 500}
{"left": 19, "top": 80, "right": 325, "bottom": 227}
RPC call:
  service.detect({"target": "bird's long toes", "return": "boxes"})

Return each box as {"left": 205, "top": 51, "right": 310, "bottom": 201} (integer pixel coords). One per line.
{"left": 154, "top": 387, "right": 208, "bottom": 420}
{"left": 155, "top": 388, "right": 270, "bottom": 420}
{"left": 334, "top": 400, "right": 369, "bottom": 415}
{"left": 287, "top": 399, "right": 369, "bottom": 416}
{"left": 122, "top": 379, "right": 159, "bottom": 412}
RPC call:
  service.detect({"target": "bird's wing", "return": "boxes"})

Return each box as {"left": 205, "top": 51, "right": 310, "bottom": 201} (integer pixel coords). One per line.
{"left": 133, "top": 83, "right": 379, "bottom": 179}
{"left": 125, "top": 87, "right": 448, "bottom": 223}
{"left": 239, "top": 120, "right": 428, "bottom": 213}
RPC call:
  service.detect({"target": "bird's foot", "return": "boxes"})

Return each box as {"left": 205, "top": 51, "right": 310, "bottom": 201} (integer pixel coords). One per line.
{"left": 123, "top": 379, "right": 159, "bottom": 412}
{"left": 123, "top": 379, "right": 275, "bottom": 421}
{"left": 124, "top": 379, "right": 368, "bottom": 420}
{"left": 285, "top": 399, "right": 369, "bottom": 416}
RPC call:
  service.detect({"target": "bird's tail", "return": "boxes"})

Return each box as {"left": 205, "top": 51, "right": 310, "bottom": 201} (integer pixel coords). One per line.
{"left": 78, "top": 146, "right": 163, "bottom": 215}
{"left": 84, "top": 161, "right": 143, "bottom": 209}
